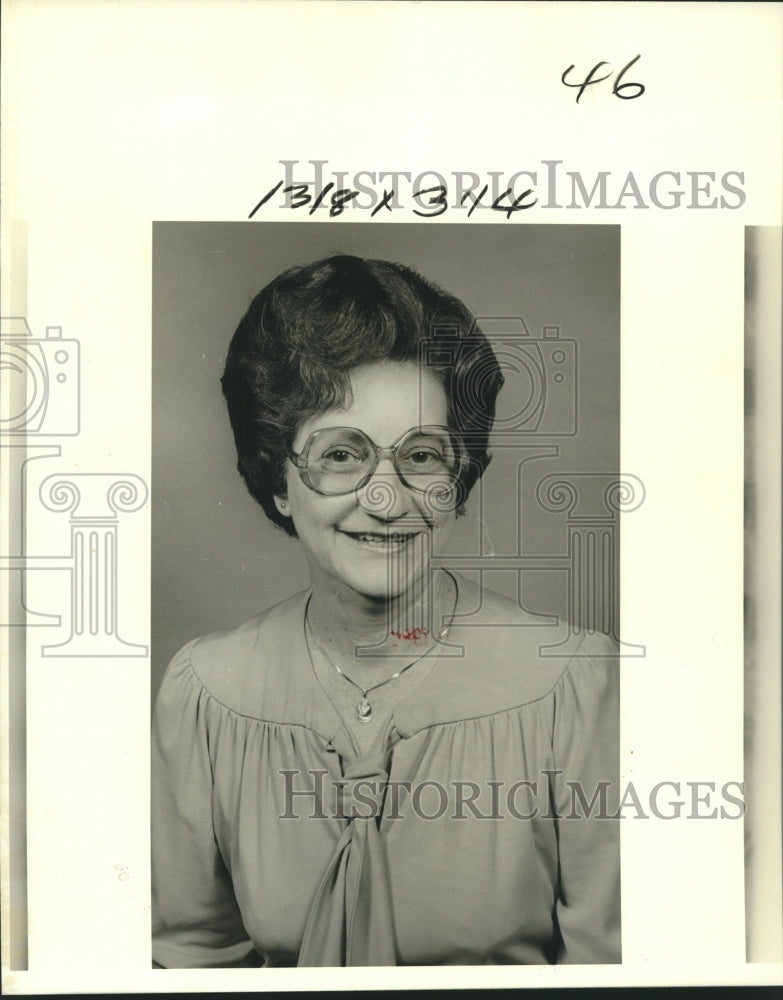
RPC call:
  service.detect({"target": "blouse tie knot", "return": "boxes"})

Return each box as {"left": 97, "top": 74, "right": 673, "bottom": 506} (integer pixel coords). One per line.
{"left": 337, "top": 752, "right": 390, "bottom": 821}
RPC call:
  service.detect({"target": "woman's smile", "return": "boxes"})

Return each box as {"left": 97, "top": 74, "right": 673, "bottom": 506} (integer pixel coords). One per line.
{"left": 339, "top": 528, "right": 421, "bottom": 547}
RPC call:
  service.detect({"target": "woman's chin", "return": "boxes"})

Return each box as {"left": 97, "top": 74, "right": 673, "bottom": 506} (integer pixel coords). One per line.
{"left": 335, "top": 562, "right": 431, "bottom": 604}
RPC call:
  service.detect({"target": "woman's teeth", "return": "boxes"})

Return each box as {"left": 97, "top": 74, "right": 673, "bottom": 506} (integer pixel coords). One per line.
{"left": 349, "top": 532, "right": 415, "bottom": 544}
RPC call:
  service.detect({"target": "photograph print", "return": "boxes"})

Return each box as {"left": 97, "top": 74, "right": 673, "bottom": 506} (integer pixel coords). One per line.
{"left": 151, "top": 222, "right": 624, "bottom": 968}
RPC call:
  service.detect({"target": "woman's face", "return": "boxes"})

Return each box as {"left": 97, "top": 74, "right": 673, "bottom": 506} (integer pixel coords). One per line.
{"left": 276, "top": 361, "right": 458, "bottom": 602}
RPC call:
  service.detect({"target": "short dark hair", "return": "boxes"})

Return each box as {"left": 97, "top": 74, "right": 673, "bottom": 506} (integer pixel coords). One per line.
{"left": 221, "top": 254, "right": 504, "bottom": 536}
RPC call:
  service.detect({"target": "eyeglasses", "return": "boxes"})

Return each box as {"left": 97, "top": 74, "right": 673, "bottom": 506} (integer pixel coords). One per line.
{"left": 288, "top": 425, "right": 466, "bottom": 497}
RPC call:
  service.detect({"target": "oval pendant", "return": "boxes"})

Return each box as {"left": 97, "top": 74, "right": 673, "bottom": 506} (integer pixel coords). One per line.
{"left": 356, "top": 698, "right": 373, "bottom": 722}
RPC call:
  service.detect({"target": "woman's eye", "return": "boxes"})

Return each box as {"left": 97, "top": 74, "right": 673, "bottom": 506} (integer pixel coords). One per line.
{"left": 408, "top": 449, "right": 441, "bottom": 465}
{"left": 322, "top": 448, "right": 361, "bottom": 465}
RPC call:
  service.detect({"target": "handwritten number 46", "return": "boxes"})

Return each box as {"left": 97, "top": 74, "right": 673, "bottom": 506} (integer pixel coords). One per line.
{"left": 562, "top": 55, "right": 645, "bottom": 103}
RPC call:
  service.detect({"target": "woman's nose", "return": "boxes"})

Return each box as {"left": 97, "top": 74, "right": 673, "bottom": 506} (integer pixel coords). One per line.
{"left": 356, "top": 458, "right": 411, "bottom": 519}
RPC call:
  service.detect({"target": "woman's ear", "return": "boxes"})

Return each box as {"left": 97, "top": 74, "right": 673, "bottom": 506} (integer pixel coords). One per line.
{"left": 274, "top": 495, "right": 291, "bottom": 518}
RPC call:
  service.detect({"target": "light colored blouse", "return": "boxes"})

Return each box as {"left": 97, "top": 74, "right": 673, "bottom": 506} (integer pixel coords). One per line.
{"left": 151, "top": 576, "right": 620, "bottom": 967}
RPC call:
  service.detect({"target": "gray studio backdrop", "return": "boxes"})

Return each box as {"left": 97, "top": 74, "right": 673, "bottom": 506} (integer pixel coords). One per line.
{"left": 152, "top": 223, "right": 620, "bottom": 700}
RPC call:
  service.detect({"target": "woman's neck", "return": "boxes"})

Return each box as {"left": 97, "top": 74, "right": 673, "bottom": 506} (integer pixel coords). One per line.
{"left": 306, "top": 568, "right": 454, "bottom": 668}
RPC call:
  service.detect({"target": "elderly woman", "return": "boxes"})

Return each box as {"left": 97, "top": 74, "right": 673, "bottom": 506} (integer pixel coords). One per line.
{"left": 151, "top": 254, "right": 620, "bottom": 968}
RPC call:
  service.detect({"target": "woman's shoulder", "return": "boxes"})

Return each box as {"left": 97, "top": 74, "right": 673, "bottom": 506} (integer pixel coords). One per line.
{"left": 439, "top": 574, "right": 618, "bottom": 714}
{"left": 450, "top": 573, "right": 617, "bottom": 649}
{"left": 192, "top": 588, "right": 309, "bottom": 655}
{"left": 159, "top": 589, "right": 312, "bottom": 718}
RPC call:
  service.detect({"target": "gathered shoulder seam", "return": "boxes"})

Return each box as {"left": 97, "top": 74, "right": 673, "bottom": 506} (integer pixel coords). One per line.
{"left": 177, "top": 638, "right": 334, "bottom": 738}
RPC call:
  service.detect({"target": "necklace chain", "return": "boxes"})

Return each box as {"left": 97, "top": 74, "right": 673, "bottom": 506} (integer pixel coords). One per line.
{"left": 304, "top": 571, "right": 459, "bottom": 723}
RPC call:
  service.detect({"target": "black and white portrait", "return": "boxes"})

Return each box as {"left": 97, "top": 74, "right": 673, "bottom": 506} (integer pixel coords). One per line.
{"left": 151, "top": 223, "right": 622, "bottom": 967}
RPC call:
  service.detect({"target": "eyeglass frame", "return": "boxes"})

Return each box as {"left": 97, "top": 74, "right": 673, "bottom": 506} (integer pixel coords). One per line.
{"left": 287, "top": 424, "right": 468, "bottom": 497}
